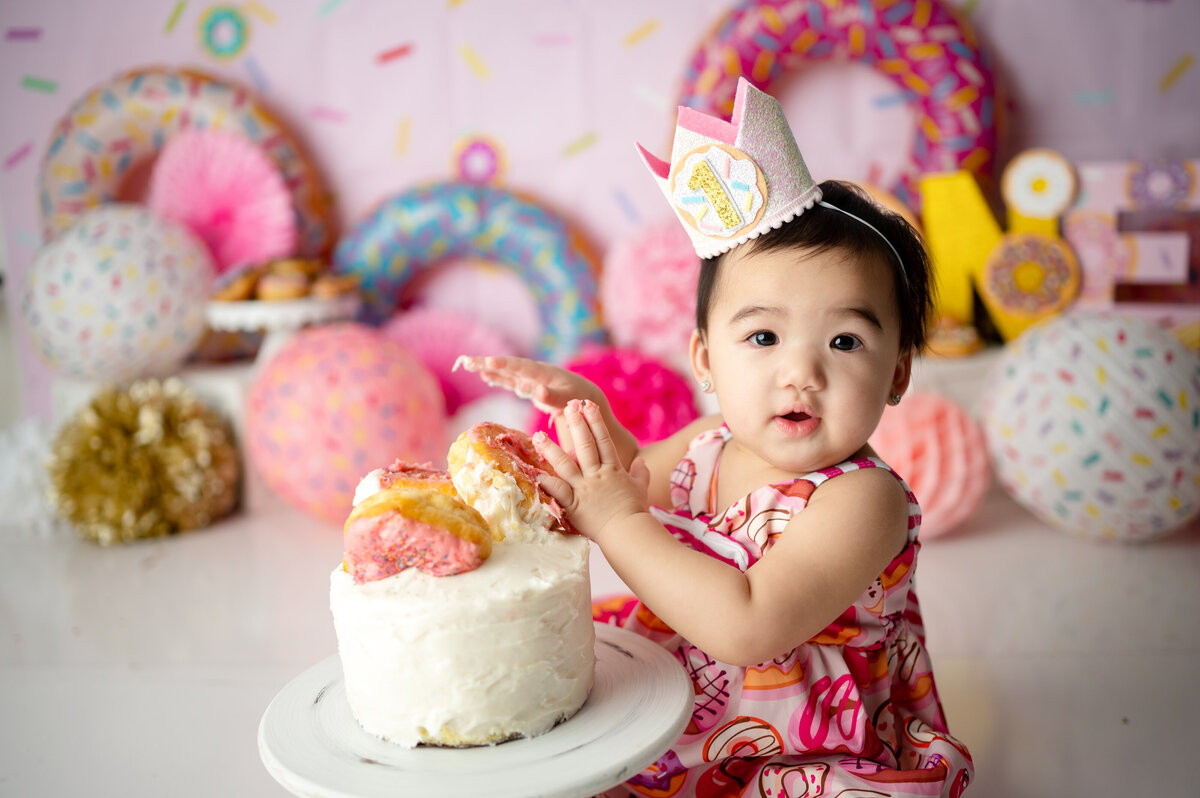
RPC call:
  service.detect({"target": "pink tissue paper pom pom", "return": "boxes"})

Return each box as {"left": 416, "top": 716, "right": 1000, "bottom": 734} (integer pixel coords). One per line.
{"left": 869, "top": 391, "right": 991, "bottom": 539}
{"left": 147, "top": 128, "right": 297, "bottom": 274}
{"left": 528, "top": 347, "right": 699, "bottom": 446}
{"left": 601, "top": 219, "right": 699, "bottom": 364}
{"left": 381, "top": 305, "right": 520, "bottom": 415}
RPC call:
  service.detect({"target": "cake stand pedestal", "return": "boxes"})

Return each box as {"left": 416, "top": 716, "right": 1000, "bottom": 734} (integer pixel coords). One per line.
{"left": 258, "top": 622, "right": 693, "bottom": 798}
{"left": 205, "top": 294, "right": 361, "bottom": 365}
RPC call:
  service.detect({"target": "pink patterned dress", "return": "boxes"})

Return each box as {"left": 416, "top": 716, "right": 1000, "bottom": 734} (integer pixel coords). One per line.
{"left": 594, "top": 425, "right": 973, "bottom": 797}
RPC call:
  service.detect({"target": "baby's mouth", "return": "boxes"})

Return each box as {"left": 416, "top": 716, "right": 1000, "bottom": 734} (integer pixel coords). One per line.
{"left": 780, "top": 410, "right": 811, "bottom": 422}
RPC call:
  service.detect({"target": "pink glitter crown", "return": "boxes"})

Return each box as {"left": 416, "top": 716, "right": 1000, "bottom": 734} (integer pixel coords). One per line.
{"left": 637, "top": 77, "right": 822, "bottom": 259}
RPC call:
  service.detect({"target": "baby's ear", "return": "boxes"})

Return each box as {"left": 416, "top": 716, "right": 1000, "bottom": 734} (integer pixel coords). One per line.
{"left": 891, "top": 349, "right": 913, "bottom": 396}
{"left": 688, "top": 328, "right": 710, "bottom": 383}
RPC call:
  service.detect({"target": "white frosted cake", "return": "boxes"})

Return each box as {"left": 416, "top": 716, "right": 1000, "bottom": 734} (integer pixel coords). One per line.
{"left": 330, "top": 446, "right": 595, "bottom": 748}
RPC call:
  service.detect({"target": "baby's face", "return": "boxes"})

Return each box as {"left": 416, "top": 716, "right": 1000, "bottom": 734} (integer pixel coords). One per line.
{"left": 694, "top": 244, "right": 909, "bottom": 475}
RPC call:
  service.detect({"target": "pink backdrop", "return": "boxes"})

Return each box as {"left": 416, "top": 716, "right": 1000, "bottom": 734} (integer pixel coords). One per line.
{"left": 2, "top": 0, "right": 1198, "bottom": 417}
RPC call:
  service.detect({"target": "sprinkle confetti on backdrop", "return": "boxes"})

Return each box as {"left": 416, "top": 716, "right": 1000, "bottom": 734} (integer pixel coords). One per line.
{"left": 1, "top": 0, "right": 1198, "bottom": 421}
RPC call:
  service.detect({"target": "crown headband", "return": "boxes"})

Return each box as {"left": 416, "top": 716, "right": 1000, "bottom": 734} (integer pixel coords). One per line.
{"left": 637, "top": 77, "right": 822, "bottom": 259}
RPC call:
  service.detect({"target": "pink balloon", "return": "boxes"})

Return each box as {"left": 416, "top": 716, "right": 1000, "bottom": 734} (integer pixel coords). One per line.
{"left": 869, "top": 391, "right": 991, "bottom": 539}
{"left": 381, "top": 306, "right": 519, "bottom": 414}
{"left": 245, "top": 323, "right": 446, "bottom": 524}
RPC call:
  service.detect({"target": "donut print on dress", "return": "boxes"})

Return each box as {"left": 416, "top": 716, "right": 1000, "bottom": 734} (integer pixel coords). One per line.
{"left": 597, "top": 425, "right": 973, "bottom": 797}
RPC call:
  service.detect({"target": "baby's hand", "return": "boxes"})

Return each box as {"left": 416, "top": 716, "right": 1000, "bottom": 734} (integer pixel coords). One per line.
{"left": 533, "top": 399, "right": 650, "bottom": 544}
{"left": 454, "top": 355, "right": 602, "bottom": 415}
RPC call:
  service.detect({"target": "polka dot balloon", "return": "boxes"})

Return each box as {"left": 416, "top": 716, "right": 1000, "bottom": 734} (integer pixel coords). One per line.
{"left": 245, "top": 323, "right": 446, "bottom": 525}
{"left": 20, "top": 204, "right": 214, "bottom": 382}
{"left": 982, "top": 311, "right": 1200, "bottom": 542}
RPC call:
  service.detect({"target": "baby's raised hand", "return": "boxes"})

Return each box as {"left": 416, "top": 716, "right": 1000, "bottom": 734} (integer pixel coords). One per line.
{"left": 533, "top": 399, "right": 650, "bottom": 544}
{"left": 454, "top": 355, "right": 602, "bottom": 415}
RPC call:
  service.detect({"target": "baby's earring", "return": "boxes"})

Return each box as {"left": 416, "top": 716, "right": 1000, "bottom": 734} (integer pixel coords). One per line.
{"left": 888, "top": 392, "right": 903, "bottom": 406}
{"left": 699, "top": 378, "right": 713, "bottom": 393}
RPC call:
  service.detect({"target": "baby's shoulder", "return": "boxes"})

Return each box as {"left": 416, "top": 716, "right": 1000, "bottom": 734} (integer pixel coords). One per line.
{"left": 793, "top": 462, "right": 913, "bottom": 545}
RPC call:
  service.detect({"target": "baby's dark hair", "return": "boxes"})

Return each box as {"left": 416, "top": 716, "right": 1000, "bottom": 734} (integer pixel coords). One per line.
{"left": 694, "top": 180, "right": 935, "bottom": 354}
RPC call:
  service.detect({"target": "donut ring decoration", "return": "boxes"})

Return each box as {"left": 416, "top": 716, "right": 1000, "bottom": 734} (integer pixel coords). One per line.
{"left": 332, "top": 182, "right": 605, "bottom": 363}
{"left": 198, "top": 5, "right": 250, "bottom": 60}
{"left": 38, "top": 67, "right": 335, "bottom": 256}
{"left": 452, "top": 134, "right": 506, "bottom": 185}
{"left": 980, "top": 233, "right": 1080, "bottom": 339}
{"left": 1002, "top": 148, "right": 1077, "bottom": 220}
{"left": 679, "top": 0, "right": 996, "bottom": 210}
{"left": 1126, "top": 159, "right": 1196, "bottom": 209}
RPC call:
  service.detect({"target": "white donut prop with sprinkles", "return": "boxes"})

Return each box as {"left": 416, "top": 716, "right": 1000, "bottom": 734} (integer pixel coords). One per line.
{"left": 1002, "top": 148, "right": 1077, "bottom": 221}
{"left": 679, "top": 0, "right": 996, "bottom": 210}
{"left": 332, "top": 182, "right": 605, "bottom": 363}
{"left": 38, "top": 66, "right": 335, "bottom": 255}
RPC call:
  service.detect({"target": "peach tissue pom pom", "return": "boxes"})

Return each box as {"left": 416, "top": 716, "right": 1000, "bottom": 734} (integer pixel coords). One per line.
{"left": 869, "top": 391, "right": 992, "bottom": 539}
{"left": 147, "top": 128, "right": 297, "bottom": 274}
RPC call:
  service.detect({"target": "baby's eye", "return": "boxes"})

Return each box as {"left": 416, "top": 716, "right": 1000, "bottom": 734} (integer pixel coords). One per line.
{"left": 831, "top": 334, "right": 862, "bottom": 352}
{"left": 749, "top": 331, "right": 778, "bottom": 347}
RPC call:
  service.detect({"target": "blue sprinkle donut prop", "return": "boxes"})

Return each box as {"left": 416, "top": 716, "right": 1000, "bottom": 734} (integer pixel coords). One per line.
{"left": 38, "top": 66, "right": 335, "bottom": 256}
{"left": 680, "top": 0, "right": 996, "bottom": 209}
{"left": 332, "top": 182, "right": 606, "bottom": 363}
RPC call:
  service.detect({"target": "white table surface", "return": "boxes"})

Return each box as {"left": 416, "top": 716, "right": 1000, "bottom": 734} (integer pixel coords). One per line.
{"left": 2, "top": 469, "right": 1198, "bottom": 797}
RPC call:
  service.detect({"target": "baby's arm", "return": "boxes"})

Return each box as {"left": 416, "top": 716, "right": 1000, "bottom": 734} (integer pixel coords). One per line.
{"left": 539, "top": 401, "right": 910, "bottom": 666}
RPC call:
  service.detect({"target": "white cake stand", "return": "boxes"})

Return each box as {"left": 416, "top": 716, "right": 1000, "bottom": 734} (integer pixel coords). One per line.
{"left": 258, "top": 623, "right": 693, "bottom": 798}
{"left": 205, "top": 295, "right": 361, "bottom": 364}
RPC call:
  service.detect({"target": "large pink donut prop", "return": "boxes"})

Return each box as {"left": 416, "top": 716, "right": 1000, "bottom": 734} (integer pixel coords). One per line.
{"left": 680, "top": 0, "right": 996, "bottom": 209}
{"left": 38, "top": 66, "right": 334, "bottom": 255}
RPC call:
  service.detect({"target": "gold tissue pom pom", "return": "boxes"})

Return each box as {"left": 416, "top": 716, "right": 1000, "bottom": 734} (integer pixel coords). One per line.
{"left": 48, "top": 378, "right": 241, "bottom": 545}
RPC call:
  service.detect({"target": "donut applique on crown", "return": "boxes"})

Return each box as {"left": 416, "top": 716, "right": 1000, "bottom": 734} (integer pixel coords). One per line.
{"left": 637, "top": 77, "right": 822, "bottom": 259}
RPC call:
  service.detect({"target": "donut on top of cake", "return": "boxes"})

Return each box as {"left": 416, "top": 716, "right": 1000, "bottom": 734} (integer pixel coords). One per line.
{"left": 447, "top": 421, "right": 575, "bottom": 541}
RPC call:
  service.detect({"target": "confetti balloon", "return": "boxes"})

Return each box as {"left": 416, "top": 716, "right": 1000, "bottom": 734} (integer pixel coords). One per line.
{"left": 869, "top": 391, "right": 991, "bottom": 539}
{"left": 20, "top": 204, "right": 214, "bottom": 381}
{"left": 245, "top": 323, "right": 446, "bottom": 524}
{"left": 982, "top": 311, "right": 1200, "bottom": 542}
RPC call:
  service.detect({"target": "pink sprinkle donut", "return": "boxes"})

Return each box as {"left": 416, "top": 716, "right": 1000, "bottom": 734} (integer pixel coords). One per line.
{"left": 679, "top": 0, "right": 996, "bottom": 210}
